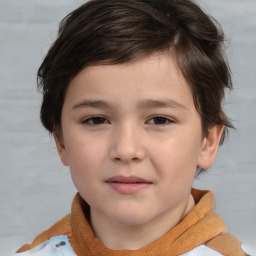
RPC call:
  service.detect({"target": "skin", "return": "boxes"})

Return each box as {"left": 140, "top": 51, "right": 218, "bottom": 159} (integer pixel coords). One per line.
{"left": 55, "top": 52, "right": 223, "bottom": 250}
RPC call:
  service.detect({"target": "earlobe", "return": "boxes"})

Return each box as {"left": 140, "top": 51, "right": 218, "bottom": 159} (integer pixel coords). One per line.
{"left": 53, "top": 132, "right": 69, "bottom": 166}
{"left": 197, "top": 125, "right": 224, "bottom": 169}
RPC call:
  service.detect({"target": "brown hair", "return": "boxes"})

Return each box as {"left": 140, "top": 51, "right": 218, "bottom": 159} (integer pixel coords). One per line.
{"left": 38, "top": 0, "right": 233, "bottom": 143}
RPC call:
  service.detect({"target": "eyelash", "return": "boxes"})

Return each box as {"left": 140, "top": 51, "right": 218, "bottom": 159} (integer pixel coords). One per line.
{"left": 147, "top": 116, "right": 174, "bottom": 126}
{"left": 82, "top": 115, "right": 174, "bottom": 126}
{"left": 82, "top": 116, "right": 109, "bottom": 125}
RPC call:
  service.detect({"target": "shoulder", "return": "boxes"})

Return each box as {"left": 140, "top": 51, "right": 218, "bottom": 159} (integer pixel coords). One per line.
{"left": 180, "top": 244, "right": 223, "bottom": 255}
{"left": 16, "top": 214, "right": 72, "bottom": 253}
{"left": 13, "top": 235, "right": 77, "bottom": 256}
{"left": 181, "top": 232, "right": 249, "bottom": 256}
{"left": 205, "top": 232, "right": 248, "bottom": 256}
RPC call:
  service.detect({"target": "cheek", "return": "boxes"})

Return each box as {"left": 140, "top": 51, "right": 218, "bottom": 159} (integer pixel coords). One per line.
{"left": 150, "top": 133, "right": 201, "bottom": 178}
{"left": 65, "top": 138, "right": 106, "bottom": 184}
{"left": 67, "top": 145, "right": 103, "bottom": 204}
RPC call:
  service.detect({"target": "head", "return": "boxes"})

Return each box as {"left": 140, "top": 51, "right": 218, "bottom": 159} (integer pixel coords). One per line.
{"left": 37, "top": 0, "right": 234, "bottom": 245}
{"left": 38, "top": 0, "right": 233, "bottom": 145}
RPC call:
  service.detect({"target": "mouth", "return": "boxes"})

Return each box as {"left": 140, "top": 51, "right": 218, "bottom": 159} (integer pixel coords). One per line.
{"left": 105, "top": 176, "right": 152, "bottom": 194}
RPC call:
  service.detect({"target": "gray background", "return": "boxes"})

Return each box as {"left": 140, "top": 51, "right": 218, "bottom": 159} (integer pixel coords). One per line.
{"left": 0, "top": 0, "right": 255, "bottom": 255}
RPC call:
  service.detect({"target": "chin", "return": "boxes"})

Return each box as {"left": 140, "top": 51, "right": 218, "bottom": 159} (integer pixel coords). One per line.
{"left": 110, "top": 209, "right": 151, "bottom": 226}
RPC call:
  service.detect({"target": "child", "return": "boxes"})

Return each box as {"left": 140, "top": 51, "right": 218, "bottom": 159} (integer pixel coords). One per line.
{"left": 15, "top": 0, "right": 249, "bottom": 255}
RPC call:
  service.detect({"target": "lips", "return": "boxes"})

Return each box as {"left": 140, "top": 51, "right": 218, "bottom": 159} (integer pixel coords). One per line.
{"left": 106, "top": 175, "right": 151, "bottom": 183}
{"left": 106, "top": 176, "right": 152, "bottom": 194}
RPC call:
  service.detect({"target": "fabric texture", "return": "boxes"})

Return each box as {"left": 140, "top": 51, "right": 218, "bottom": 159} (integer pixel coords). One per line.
{"left": 16, "top": 189, "right": 247, "bottom": 256}
{"left": 14, "top": 235, "right": 224, "bottom": 256}
{"left": 14, "top": 235, "right": 76, "bottom": 256}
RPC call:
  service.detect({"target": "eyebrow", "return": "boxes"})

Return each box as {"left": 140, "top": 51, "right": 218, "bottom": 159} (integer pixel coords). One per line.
{"left": 72, "top": 99, "right": 187, "bottom": 111}
{"left": 136, "top": 99, "right": 187, "bottom": 110}
{"left": 72, "top": 100, "right": 111, "bottom": 110}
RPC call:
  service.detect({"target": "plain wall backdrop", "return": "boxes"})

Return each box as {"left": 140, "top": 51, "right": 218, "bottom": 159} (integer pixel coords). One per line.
{"left": 0, "top": 0, "right": 255, "bottom": 255}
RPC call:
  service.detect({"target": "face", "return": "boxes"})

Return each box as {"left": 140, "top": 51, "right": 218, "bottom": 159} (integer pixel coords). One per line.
{"left": 56, "top": 53, "right": 222, "bottom": 229}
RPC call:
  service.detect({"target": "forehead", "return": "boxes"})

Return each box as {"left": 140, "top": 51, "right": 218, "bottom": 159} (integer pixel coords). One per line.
{"left": 66, "top": 53, "right": 192, "bottom": 99}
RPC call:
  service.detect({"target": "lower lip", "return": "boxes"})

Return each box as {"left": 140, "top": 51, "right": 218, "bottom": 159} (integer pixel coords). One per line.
{"left": 107, "top": 182, "right": 151, "bottom": 194}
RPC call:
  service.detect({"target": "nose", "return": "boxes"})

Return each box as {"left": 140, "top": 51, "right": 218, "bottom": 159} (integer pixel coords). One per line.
{"left": 109, "top": 122, "right": 146, "bottom": 163}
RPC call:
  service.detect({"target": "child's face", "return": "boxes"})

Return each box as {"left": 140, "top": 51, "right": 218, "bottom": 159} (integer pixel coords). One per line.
{"left": 56, "top": 53, "right": 221, "bottom": 228}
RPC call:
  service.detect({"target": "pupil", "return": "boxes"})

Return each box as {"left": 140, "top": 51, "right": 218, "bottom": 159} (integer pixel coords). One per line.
{"left": 154, "top": 117, "right": 166, "bottom": 124}
{"left": 93, "top": 117, "right": 104, "bottom": 124}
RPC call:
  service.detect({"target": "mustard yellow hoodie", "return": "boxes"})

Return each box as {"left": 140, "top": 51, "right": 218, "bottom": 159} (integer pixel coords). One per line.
{"left": 16, "top": 189, "right": 247, "bottom": 256}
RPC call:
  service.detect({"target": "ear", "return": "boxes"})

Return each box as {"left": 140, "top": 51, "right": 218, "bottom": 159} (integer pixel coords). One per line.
{"left": 197, "top": 125, "right": 224, "bottom": 169}
{"left": 53, "top": 132, "right": 69, "bottom": 166}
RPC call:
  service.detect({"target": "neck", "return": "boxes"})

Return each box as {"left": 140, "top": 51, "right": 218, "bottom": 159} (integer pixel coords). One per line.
{"left": 90, "top": 194, "right": 195, "bottom": 250}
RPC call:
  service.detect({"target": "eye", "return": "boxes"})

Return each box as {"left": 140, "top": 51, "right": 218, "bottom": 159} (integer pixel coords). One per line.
{"left": 147, "top": 116, "right": 173, "bottom": 125}
{"left": 82, "top": 116, "right": 109, "bottom": 125}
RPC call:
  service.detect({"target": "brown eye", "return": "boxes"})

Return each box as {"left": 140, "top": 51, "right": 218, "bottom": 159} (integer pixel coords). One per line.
{"left": 83, "top": 116, "right": 108, "bottom": 125}
{"left": 148, "top": 116, "right": 173, "bottom": 125}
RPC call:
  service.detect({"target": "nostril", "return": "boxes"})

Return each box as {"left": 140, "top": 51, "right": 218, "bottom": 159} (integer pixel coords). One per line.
{"left": 114, "top": 156, "right": 140, "bottom": 162}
